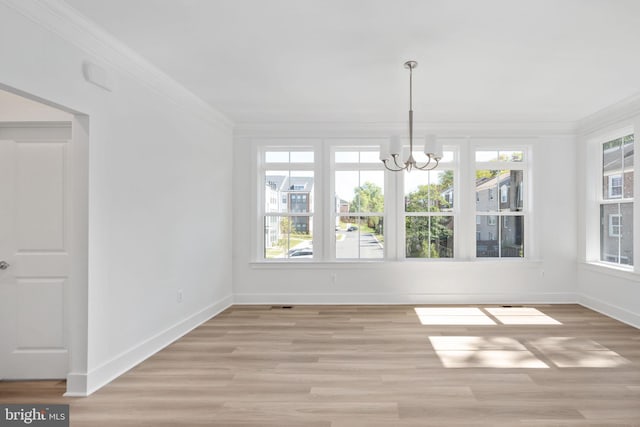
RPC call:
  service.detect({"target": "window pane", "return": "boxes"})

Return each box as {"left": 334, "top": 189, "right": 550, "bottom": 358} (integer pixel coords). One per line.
{"left": 335, "top": 151, "right": 359, "bottom": 163}
{"left": 476, "top": 151, "right": 498, "bottom": 162}
{"left": 359, "top": 151, "right": 380, "bottom": 163}
{"left": 476, "top": 170, "right": 522, "bottom": 212}
{"left": 603, "top": 138, "right": 623, "bottom": 200}
{"left": 405, "top": 170, "right": 454, "bottom": 213}
{"left": 335, "top": 171, "right": 359, "bottom": 211}
{"left": 499, "top": 151, "right": 524, "bottom": 162}
{"left": 476, "top": 215, "right": 499, "bottom": 257}
{"left": 265, "top": 170, "right": 288, "bottom": 213}
{"left": 501, "top": 216, "right": 524, "bottom": 257}
{"left": 290, "top": 151, "right": 314, "bottom": 163}
{"left": 336, "top": 216, "right": 384, "bottom": 259}
{"left": 264, "top": 216, "right": 313, "bottom": 259}
{"left": 624, "top": 135, "right": 634, "bottom": 198}
{"left": 601, "top": 204, "right": 620, "bottom": 263}
{"left": 337, "top": 170, "right": 384, "bottom": 214}
{"left": 265, "top": 151, "right": 289, "bottom": 163}
{"left": 602, "top": 203, "right": 633, "bottom": 265}
{"left": 358, "top": 171, "right": 384, "bottom": 213}
{"left": 405, "top": 216, "right": 454, "bottom": 258}
{"left": 439, "top": 151, "right": 455, "bottom": 163}
{"left": 621, "top": 203, "right": 633, "bottom": 265}
{"left": 476, "top": 170, "right": 499, "bottom": 211}
{"left": 287, "top": 171, "right": 314, "bottom": 213}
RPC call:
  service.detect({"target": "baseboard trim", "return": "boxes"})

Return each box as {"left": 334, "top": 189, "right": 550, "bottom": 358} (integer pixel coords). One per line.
{"left": 63, "top": 373, "right": 87, "bottom": 397}
{"left": 67, "top": 294, "right": 233, "bottom": 397}
{"left": 233, "top": 292, "right": 576, "bottom": 305}
{"left": 577, "top": 293, "right": 640, "bottom": 329}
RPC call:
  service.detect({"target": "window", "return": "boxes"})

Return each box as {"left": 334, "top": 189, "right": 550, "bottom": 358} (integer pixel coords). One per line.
{"left": 256, "top": 142, "right": 526, "bottom": 262}
{"left": 500, "top": 184, "right": 508, "bottom": 203}
{"left": 600, "top": 134, "right": 634, "bottom": 266}
{"left": 609, "top": 214, "right": 621, "bottom": 237}
{"left": 334, "top": 150, "right": 384, "bottom": 259}
{"left": 404, "top": 167, "right": 454, "bottom": 258}
{"left": 475, "top": 150, "right": 526, "bottom": 258}
{"left": 262, "top": 150, "right": 314, "bottom": 259}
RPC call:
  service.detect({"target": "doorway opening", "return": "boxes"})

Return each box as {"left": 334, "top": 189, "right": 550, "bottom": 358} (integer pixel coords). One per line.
{"left": 0, "top": 86, "right": 88, "bottom": 397}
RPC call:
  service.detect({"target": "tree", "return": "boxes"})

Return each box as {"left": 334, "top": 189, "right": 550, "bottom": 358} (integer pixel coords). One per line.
{"left": 350, "top": 181, "right": 384, "bottom": 229}
{"left": 404, "top": 182, "right": 453, "bottom": 258}
{"left": 439, "top": 170, "right": 454, "bottom": 191}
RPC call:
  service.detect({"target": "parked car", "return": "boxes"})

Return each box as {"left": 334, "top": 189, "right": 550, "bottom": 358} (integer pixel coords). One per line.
{"left": 289, "top": 249, "right": 313, "bottom": 258}
{"left": 347, "top": 226, "right": 358, "bottom": 231}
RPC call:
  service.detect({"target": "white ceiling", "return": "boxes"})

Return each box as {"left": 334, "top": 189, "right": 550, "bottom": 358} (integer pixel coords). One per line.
{"left": 64, "top": 0, "right": 640, "bottom": 123}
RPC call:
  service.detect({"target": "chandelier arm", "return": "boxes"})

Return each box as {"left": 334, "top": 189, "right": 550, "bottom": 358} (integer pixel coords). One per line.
{"left": 382, "top": 159, "right": 406, "bottom": 171}
{"left": 392, "top": 154, "right": 407, "bottom": 170}
{"left": 416, "top": 156, "right": 440, "bottom": 171}
{"left": 384, "top": 60, "right": 439, "bottom": 173}
{"left": 414, "top": 156, "right": 433, "bottom": 171}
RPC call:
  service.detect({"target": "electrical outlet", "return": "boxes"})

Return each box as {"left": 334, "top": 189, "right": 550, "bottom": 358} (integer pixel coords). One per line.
{"left": 331, "top": 274, "right": 336, "bottom": 284}
{"left": 177, "top": 289, "right": 183, "bottom": 303}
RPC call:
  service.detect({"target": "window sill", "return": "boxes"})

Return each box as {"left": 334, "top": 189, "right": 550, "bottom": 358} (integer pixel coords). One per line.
{"left": 580, "top": 261, "right": 639, "bottom": 281}
{"left": 250, "top": 259, "right": 543, "bottom": 269}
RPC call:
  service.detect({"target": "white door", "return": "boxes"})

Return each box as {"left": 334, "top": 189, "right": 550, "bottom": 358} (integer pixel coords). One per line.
{"left": 0, "top": 124, "right": 71, "bottom": 379}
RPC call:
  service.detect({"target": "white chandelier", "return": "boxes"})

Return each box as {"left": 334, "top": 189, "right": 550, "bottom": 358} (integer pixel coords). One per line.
{"left": 380, "top": 60, "right": 442, "bottom": 172}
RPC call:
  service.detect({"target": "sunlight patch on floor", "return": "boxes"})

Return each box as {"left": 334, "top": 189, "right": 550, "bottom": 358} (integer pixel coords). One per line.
{"left": 529, "top": 337, "right": 631, "bottom": 368}
{"left": 485, "top": 307, "right": 562, "bottom": 325}
{"left": 414, "top": 307, "right": 496, "bottom": 325}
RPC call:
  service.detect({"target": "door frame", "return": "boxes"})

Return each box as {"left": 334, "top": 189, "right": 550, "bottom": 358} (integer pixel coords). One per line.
{"left": 0, "top": 84, "right": 89, "bottom": 396}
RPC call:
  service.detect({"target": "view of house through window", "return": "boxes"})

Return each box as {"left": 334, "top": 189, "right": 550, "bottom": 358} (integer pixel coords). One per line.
{"left": 475, "top": 150, "right": 525, "bottom": 258}
{"left": 258, "top": 144, "right": 528, "bottom": 261}
{"left": 600, "top": 134, "right": 634, "bottom": 265}
{"left": 263, "top": 151, "right": 314, "bottom": 259}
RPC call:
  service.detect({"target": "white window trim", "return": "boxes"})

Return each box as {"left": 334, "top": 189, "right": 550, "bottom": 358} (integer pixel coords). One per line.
{"left": 473, "top": 144, "right": 530, "bottom": 259}
{"left": 330, "top": 145, "right": 387, "bottom": 260}
{"left": 252, "top": 138, "right": 535, "bottom": 263}
{"left": 400, "top": 149, "right": 459, "bottom": 260}
{"left": 582, "top": 122, "right": 636, "bottom": 272}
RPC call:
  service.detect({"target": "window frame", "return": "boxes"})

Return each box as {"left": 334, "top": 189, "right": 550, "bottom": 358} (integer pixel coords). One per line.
{"left": 257, "top": 142, "right": 321, "bottom": 262}
{"left": 473, "top": 146, "right": 529, "bottom": 260}
{"left": 330, "top": 145, "right": 388, "bottom": 261}
{"left": 597, "top": 132, "right": 634, "bottom": 268}
{"left": 252, "top": 139, "right": 534, "bottom": 263}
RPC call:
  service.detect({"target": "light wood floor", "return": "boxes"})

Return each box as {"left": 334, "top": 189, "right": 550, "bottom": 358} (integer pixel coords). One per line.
{"left": 1, "top": 304, "right": 640, "bottom": 426}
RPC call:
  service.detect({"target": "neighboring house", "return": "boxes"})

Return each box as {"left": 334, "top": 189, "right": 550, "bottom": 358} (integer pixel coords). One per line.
{"left": 265, "top": 175, "right": 314, "bottom": 248}
{"left": 334, "top": 196, "right": 350, "bottom": 226}
{"left": 475, "top": 171, "right": 524, "bottom": 256}
{"left": 601, "top": 141, "right": 634, "bottom": 264}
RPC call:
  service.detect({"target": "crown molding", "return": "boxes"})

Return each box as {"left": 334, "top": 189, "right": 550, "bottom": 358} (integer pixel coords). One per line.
{"left": 577, "top": 92, "right": 640, "bottom": 136}
{"left": 234, "top": 120, "right": 577, "bottom": 139}
{"left": 2, "top": 0, "right": 233, "bottom": 130}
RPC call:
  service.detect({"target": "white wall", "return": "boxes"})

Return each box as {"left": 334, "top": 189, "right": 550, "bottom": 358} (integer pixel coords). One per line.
{"left": 576, "top": 96, "right": 640, "bottom": 328}
{"left": 0, "top": 0, "right": 233, "bottom": 395}
{"left": 0, "top": 88, "right": 73, "bottom": 121}
{"left": 232, "top": 126, "right": 577, "bottom": 305}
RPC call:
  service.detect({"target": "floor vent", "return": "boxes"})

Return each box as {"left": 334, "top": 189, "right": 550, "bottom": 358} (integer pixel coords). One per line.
{"left": 271, "top": 305, "right": 293, "bottom": 309}
{"left": 501, "top": 305, "right": 524, "bottom": 308}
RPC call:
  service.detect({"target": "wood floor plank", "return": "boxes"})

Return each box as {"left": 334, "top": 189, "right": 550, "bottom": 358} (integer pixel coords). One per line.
{"left": 1, "top": 304, "right": 639, "bottom": 426}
